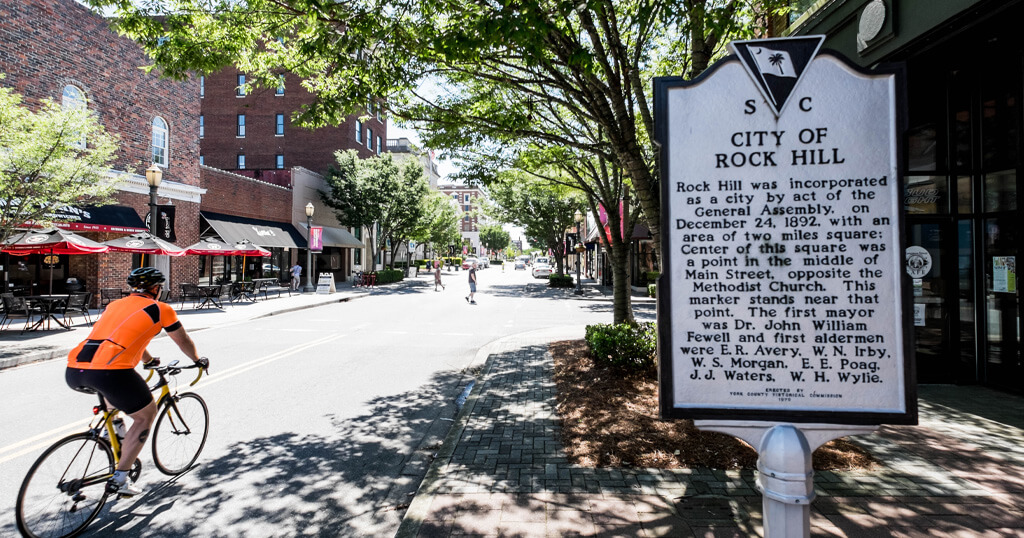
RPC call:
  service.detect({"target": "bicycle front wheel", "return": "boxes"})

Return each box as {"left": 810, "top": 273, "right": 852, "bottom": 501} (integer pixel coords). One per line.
{"left": 152, "top": 392, "right": 209, "bottom": 475}
{"left": 16, "top": 433, "right": 114, "bottom": 538}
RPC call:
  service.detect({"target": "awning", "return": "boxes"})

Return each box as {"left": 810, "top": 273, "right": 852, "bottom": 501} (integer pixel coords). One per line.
{"left": 300, "top": 223, "right": 363, "bottom": 248}
{"left": 200, "top": 212, "right": 304, "bottom": 249}
{"left": 52, "top": 205, "right": 147, "bottom": 234}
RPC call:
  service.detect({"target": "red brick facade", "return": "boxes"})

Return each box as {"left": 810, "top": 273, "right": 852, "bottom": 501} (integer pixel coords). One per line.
{"left": 199, "top": 167, "right": 292, "bottom": 222}
{"left": 0, "top": 0, "right": 201, "bottom": 305}
{"left": 200, "top": 71, "right": 386, "bottom": 176}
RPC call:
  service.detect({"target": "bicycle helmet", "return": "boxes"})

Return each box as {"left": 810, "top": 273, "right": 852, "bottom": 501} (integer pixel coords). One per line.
{"left": 127, "top": 267, "right": 165, "bottom": 290}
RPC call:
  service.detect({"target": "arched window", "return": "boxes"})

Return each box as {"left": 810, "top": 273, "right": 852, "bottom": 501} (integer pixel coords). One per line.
{"left": 62, "top": 85, "right": 87, "bottom": 149}
{"left": 152, "top": 116, "right": 169, "bottom": 166}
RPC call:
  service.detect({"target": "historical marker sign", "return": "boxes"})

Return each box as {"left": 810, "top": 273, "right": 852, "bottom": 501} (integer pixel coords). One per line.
{"left": 655, "top": 37, "right": 917, "bottom": 425}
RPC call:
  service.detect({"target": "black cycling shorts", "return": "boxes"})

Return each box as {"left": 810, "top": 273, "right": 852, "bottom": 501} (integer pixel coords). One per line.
{"left": 65, "top": 368, "right": 153, "bottom": 415}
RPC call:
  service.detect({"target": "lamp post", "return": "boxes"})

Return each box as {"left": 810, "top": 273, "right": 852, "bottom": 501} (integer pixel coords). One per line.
{"left": 304, "top": 202, "right": 315, "bottom": 292}
{"left": 574, "top": 209, "right": 584, "bottom": 295}
{"left": 145, "top": 164, "right": 162, "bottom": 238}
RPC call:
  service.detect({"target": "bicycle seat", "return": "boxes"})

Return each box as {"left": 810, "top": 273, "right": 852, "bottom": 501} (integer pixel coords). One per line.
{"left": 70, "top": 385, "right": 98, "bottom": 395}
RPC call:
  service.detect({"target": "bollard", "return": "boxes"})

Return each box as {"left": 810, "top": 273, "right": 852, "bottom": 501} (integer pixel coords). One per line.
{"left": 757, "top": 424, "right": 814, "bottom": 538}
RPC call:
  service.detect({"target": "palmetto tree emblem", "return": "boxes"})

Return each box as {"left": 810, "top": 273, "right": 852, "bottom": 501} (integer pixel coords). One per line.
{"left": 768, "top": 53, "right": 786, "bottom": 74}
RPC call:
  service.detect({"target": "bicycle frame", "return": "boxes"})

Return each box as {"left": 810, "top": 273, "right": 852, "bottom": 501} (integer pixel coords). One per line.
{"left": 87, "top": 362, "right": 206, "bottom": 467}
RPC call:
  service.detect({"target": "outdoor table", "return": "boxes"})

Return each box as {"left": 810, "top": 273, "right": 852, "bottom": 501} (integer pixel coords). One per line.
{"left": 251, "top": 278, "right": 277, "bottom": 300}
{"left": 231, "top": 281, "right": 258, "bottom": 303}
{"left": 25, "top": 295, "right": 70, "bottom": 331}
{"left": 195, "top": 285, "right": 223, "bottom": 309}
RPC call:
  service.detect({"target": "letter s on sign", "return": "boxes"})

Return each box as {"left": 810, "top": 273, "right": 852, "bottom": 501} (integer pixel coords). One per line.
{"left": 744, "top": 100, "right": 757, "bottom": 115}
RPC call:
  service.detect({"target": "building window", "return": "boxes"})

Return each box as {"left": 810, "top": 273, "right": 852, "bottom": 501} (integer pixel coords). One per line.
{"left": 376, "top": 136, "right": 381, "bottom": 154}
{"left": 275, "top": 113, "right": 284, "bottom": 136}
{"left": 200, "top": 75, "right": 205, "bottom": 98}
{"left": 61, "top": 84, "right": 87, "bottom": 149}
{"left": 366, "top": 127, "right": 373, "bottom": 149}
{"left": 152, "top": 116, "right": 169, "bottom": 166}
{"left": 275, "top": 75, "right": 285, "bottom": 96}
{"left": 237, "top": 154, "right": 246, "bottom": 169}
{"left": 199, "top": 155, "right": 204, "bottom": 165}
{"left": 237, "top": 114, "right": 246, "bottom": 137}
{"left": 236, "top": 74, "right": 246, "bottom": 97}
{"left": 199, "top": 115, "right": 204, "bottom": 138}
{"left": 276, "top": 154, "right": 284, "bottom": 169}
{"left": 356, "top": 120, "right": 362, "bottom": 143}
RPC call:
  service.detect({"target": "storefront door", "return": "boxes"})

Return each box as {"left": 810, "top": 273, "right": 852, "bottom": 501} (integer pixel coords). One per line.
{"left": 907, "top": 219, "right": 958, "bottom": 383}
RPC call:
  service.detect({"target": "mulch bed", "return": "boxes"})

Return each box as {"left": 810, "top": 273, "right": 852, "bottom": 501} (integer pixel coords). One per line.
{"left": 550, "top": 339, "right": 880, "bottom": 471}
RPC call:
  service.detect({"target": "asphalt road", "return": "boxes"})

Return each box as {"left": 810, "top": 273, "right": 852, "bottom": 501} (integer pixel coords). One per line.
{"left": 0, "top": 266, "right": 654, "bottom": 537}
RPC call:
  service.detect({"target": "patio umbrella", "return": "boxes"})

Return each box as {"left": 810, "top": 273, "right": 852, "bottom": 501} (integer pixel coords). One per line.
{"left": 103, "top": 232, "right": 186, "bottom": 265}
{"left": 1, "top": 228, "right": 110, "bottom": 294}
{"left": 230, "top": 239, "right": 271, "bottom": 279}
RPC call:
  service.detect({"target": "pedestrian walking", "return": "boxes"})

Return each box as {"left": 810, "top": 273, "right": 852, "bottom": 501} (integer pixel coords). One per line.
{"left": 465, "top": 261, "right": 478, "bottom": 304}
{"left": 434, "top": 260, "right": 445, "bottom": 291}
{"left": 290, "top": 262, "right": 302, "bottom": 291}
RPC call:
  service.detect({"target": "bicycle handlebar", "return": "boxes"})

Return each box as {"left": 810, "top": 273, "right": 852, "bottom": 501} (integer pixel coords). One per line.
{"left": 144, "top": 358, "right": 210, "bottom": 386}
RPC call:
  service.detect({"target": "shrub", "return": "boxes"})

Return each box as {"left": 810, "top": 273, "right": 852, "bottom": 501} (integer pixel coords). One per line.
{"left": 648, "top": 284, "right": 656, "bottom": 298}
{"left": 585, "top": 322, "right": 657, "bottom": 371}
{"left": 642, "top": 271, "right": 660, "bottom": 284}
{"left": 549, "top": 274, "right": 574, "bottom": 287}
{"left": 374, "top": 269, "right": 404, "bottom": 284}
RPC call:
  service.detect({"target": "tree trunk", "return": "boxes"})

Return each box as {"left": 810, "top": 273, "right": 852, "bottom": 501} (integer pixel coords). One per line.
{"left": 609, "top": 237, "right": 633, "bottom": 325}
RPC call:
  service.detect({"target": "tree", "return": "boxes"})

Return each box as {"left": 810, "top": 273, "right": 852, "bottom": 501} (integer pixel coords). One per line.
{"left": 487, "top": 172, "right": 585, "bottom": 276}
{"left": 0, "top": 81, "right": 117, "bottom": 244}
{"left": 84, "top": 0, "right": 786, "bottom": 262}
{"left": 478, "top": 224, "right": 509, "bottom": 257}
{"left": 322, "top": 150, "right": 429, "bottom": 270}
{"left": 410, "top": 190, "right": 460, "bottom": 261}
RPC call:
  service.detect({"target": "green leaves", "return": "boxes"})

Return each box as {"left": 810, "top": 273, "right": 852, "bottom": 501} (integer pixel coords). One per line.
{"left": 0, "top": 82, "right": 117, "bottom": 244}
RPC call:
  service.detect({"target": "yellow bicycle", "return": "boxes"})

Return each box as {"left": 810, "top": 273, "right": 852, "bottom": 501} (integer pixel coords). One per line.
{"left": 15, "top": 360, "right": 209, "bottom": 538}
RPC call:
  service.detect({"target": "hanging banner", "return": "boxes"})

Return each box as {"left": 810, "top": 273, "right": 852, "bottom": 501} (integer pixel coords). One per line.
{"left": 309, "top": 226, "right": 323, "bottom": 252}
{"left": 145, "top": 205, "right": 177, "bottom": 241}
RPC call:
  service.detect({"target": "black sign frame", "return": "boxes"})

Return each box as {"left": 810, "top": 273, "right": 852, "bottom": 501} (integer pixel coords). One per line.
{"left": 654, "top": 49, "right": 917, "bottom": 426}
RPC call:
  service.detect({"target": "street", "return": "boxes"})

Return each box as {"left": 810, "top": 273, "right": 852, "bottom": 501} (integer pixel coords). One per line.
{"left": 0, "top": 267, "right": 653, "bottom": 537}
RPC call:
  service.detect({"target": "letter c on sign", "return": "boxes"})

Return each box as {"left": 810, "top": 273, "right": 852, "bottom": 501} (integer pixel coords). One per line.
{"left": 799, "top": 97, "right": 812, "bottom": 111}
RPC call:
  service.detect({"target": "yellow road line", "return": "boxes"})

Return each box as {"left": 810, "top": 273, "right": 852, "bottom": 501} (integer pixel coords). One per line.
{"left": 0, "top": 329, "right": 358, "bottom": 465}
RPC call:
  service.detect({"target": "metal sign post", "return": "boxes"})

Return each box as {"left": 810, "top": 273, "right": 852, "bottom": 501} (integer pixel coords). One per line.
{"left": 654, "top": 36, "right": 916, "bottom": 537}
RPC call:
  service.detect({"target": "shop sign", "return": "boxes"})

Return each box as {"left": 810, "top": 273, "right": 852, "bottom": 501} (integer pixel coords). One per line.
{"left": 309, "top": 226, "right": 323, "bottom": 252}
{"left": 654, "top": 36, "right": 915, "bottom": 425}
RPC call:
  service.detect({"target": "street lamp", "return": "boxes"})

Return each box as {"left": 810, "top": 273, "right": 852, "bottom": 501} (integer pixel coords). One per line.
{"left": 145, "top": 164, "right": 162, "bottom": 238}
{"left": 304, "top": 202, "right": 315, "bottom": 292}
{"left": 574, "top": 209, "right": 584, "bottom": 295}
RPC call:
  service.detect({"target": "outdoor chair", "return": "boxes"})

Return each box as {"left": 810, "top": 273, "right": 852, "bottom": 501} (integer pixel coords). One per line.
{"left": 61, "top": 292, "right": 93, "bottom": 327}
{"left": 1, "top": 293, "right": 41, "bottom": 333}
{"left": 179, "top": 283, "right": 201, "bottom": 309}
{"left": 216, "top": 284, "right": 233, "bottom": 308}
{"left": 99, "top": 288, "right": 123, "bottom": 310}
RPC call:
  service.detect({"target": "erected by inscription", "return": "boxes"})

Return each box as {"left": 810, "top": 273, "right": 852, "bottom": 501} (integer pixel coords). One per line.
{"left": 657, "top": 45, "right": 914, "bottom": 423}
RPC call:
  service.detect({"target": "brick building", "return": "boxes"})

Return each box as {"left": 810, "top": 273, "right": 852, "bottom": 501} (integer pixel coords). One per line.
{"left": 0, "top": 0, "right": 203, "bottom": 305}
{"left": 438, "top": 184, "right": 486, "bottom": 256}
{"left": 199, "top": 71, "right": 385, "bottom": 177}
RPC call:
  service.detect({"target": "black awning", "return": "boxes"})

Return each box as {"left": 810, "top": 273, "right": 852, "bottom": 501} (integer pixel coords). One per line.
{"left": 200, "top": 212, "right": 305, "bottom": 249}
{"left": 300, "top": 223, "right": 363, "bottom": 248}
{"left": 53, "top": 205, "right": 147, "bottom": 234}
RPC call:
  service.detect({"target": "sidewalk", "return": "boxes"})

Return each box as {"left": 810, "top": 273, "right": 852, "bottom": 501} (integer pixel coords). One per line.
{"left": 0, "top": 280, "right": 381, "bottom": 371}
{"left": 398, "top": 328, "right": 1024, "bottom": 537}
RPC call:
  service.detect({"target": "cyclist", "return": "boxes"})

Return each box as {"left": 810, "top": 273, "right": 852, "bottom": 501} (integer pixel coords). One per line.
{"left": 65, "top": 267, "right": 207, "bottom": 496}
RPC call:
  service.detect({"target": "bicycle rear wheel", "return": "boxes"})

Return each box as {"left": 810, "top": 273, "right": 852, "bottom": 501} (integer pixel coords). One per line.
{"left": 152, "top": 392, "right": 209, "bottom": 475}
{"left": 16, "top": 433, "right": 114, "bottom": 538}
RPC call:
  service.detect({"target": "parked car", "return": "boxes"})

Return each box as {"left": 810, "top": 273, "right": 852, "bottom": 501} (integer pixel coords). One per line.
{"left": 462, "top": 257, "right": 479, "bottom": 269}
{"left": 517, "top": 255, "right": 532, "bottom": 266}
{"left": 531, "top": 262, "right": 552, "bottom": 279}
{"left": 478, "top": 257, "right": 490, "bottom": 268}
{"left": 534, "top": 257, "right": 550, "bottom": 266}
{"left": 514, "top": 259, "right": 527, "bottom": 270}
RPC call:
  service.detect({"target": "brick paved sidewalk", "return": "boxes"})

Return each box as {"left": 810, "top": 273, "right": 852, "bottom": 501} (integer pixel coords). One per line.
{"left": 398, "top": 330, "right": 1024, "bottom": 537}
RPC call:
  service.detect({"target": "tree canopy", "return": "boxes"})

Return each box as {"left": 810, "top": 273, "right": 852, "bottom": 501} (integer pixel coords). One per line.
{"left": 0, "top": 81, "right": 117, "bottom": 244}
{"left": 478, "top": 223, "right": 510, "bottom": 255}
{"left": 84, "top": 0, "right": 785, "bottom": 259}
{"left": 322, "top": 150, "right": 429, "bottom": 269}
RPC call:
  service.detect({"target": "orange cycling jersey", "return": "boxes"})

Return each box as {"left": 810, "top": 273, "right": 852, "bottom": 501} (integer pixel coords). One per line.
{"left": 67, "top": 294, "right": 182, "bottom": 370}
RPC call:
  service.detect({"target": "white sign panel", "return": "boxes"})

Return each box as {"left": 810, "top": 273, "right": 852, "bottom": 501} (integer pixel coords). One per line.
{"left": 655, "top": 37, "right": 915, "bottom": 425}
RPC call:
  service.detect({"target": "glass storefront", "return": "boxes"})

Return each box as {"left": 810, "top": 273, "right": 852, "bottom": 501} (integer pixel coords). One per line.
{"left": 901, "top": 12, "right": 1023, "bottom": 391}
